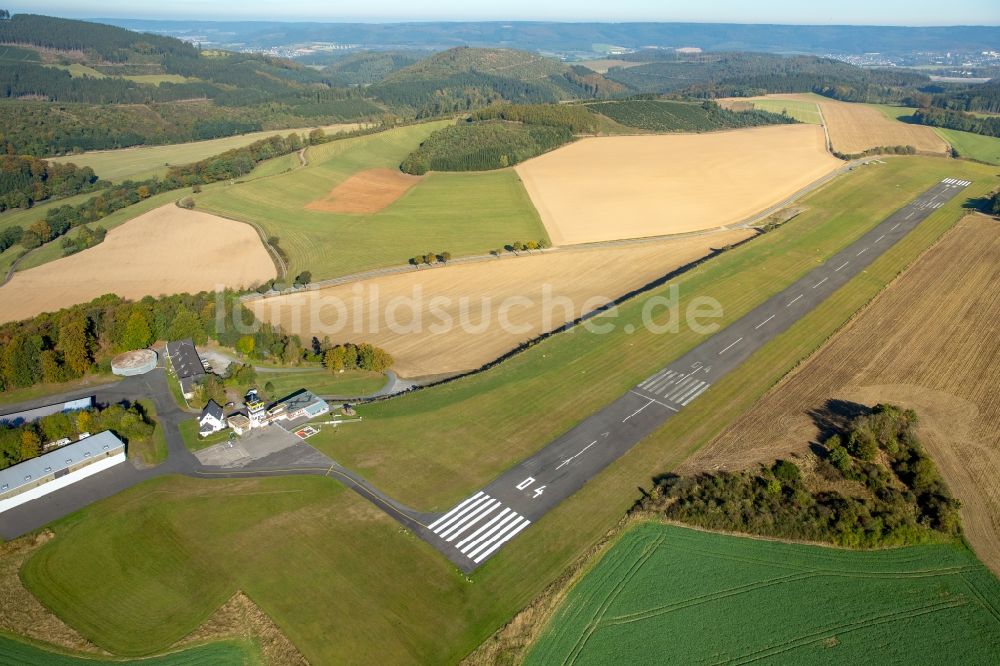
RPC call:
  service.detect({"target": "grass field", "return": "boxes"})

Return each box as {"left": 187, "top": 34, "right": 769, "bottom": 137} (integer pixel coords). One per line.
{"left": 525, "top": 522, "right": 1000, "bottom": 664}
{"left": 0, "top": 204, "right": 274, "bottom": 324}
{"left": 178, "top": 419, "right": 232, "bottom": 452}
{"left": 720, "top": 96, "right": 823, "bottom": 124}
{"left": 133, "top": 399, "right": 169, "bottom": 467}
{"left": 258, "top": 368, "right": 386, "bottom": 398}
{"left": 684, "top": 212, "right": 1000, "bottom": 575}
{"left": 12, "top": 157, "right": 997, "bottom": 664}
{"left": 48, "top": 124, "right": 361, "bottom": 182}
{"left": 194, "top": 121, "right": 549, "bottom": 281}
{"left": 516, "top": 124, "right": 838, "bottom": 245}
{"left": 0, "top": 633, "right": 260, "bottom": 665}
{"left": 250, "top": 229, "right": 754, "bottom": 376}
{"left": 867, "top": 103, "right": 1000, "bottom": 165}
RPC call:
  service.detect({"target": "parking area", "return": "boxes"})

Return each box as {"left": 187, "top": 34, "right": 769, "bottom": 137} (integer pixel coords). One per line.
{"left": 194, "top": 424, "right": 299, "bottom": 468}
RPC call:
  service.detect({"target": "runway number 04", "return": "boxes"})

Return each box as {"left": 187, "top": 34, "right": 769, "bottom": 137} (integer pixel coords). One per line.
{"left": 516, "top": 477, "right": 535, "bottom": 490}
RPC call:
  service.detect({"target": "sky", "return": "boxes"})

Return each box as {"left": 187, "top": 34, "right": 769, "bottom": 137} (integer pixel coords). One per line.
{"left": 18, "top": 0, "right": 1000, "bottom": 25}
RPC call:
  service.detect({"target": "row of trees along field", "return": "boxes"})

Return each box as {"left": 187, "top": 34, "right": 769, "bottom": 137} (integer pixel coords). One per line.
{"left": 0, "top": 155, "right": 98, "bottom": 211}
{"left": 400, "top": 120, "right": 573, "bottom": 174}
{"left": 0, "top": 402, "right": 153, "bottom": 471}
{"left": 637, "top": 404, "right": 961, "bottom": 548}
{"left": 911, "top": 107, "right": 1000, "bottom": 139}
{"left": 471, "top": 103, "right": 599, "bottom": 133}
{"left": 586, "top": 99, "right": 797, "bottom": 132}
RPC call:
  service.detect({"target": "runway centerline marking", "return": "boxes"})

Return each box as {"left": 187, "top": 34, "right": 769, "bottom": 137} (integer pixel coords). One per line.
{"left": 835, "top": 261, "right": 849, "bottom": 272}
{"left": 718, "top": 337, "right": 743, "bottom": 355}
{"left": 813, "top": 277, "right": 828, "bottom": 289}
{"left": 555, "top": 440, "right": 600, "bottom": 470}
{"left": 857, "top": 247, "right": 868, "bottom": 256}
{"left": 891, "top": 223, "right": 900, "bottom": 230}
{"left": 622, "top": 400, "right": 655, "bottom": 423}
{"left": 875, "top": 234, "right": 885, "bottom": 243}
{"left": 629, "top": 390, "right": 679, "bottom": 411}
{"left": 755, "top": 314, "right": 775, "bottom": 329}
{"left": 787, "top": 294, "right": 803, "bottom": 307}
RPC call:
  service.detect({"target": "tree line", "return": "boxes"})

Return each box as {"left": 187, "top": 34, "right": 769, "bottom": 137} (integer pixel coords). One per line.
{"left": 0, "top": 155, "right": 98, "bottom": 211}
{"left": 0, "top": 402, "right": 154, "bottom": 471}
{"left": 635, "top": 404, "right": 961, "bottom": 548}
{"left": 911, "top": 107, "right": 1000, "bottom": 139}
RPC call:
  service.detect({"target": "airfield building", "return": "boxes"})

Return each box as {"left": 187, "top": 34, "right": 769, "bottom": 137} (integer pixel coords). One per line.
{"left": 199, "top": 400, "right": 227, "bottom": 437}
{"left": 166, "top": 339, "right": 206, "bottom": 399}
{"left": 0, "top": 431, "right": 126, "bottom": 514}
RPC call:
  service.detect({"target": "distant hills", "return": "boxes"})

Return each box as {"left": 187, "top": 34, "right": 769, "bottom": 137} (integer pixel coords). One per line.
{"left": 101, "top": 19, "right": 1000, "bottom": 56}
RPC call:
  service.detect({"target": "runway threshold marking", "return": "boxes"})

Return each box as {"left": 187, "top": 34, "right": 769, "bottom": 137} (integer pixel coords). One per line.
{"left": 755, "top": 314, "right": 775, "bottom": 329}
{"left": 787, "top": 294, "right": 803, "bottom": 307}
{"left": 629, "top": 390, "right": 679, "bottom": 411}
{"left": 718, "top": 337, "right": 743, "bottom": 355}
{"left": 835, "top": 261, "right": 849, "bottom": 272}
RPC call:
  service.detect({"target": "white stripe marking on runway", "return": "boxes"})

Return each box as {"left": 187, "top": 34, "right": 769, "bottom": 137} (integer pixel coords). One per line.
{"left": 622, "top": 400, "right": 654, "bottom": 423}
{"left": 458, "top": 512, "right": 520, "bottom": 557}
{"left": 857, "top": 247, "right": 868, "bottom": 256}
{"left": 629, "top": 390, "right": 680, "bottom": 411}
{"left": 787, "top": 294, "right": 803, "bottom": 307}
{"left": 875, "top": 235, "right": 885, "bottom": 243}
{"left": 465, "top": 516, "right": 527, "bottom": 561}
{"left": 432, "top": 494, "right": 491, "bottom": 534}
{"left": 428, "top": 492, "right": 484, "bottom": 530}
{"left": 440, "top": 498, "right": 500, "bottom": 540}
{"left": 681, "top": 383, "right": 710, "bottom": 406}
{"left": 647, "top": 371, "right": 679, "bottom": 393}
{"left": 755, "top": 314, "right": 775, "bottom": 329}
{"left": 665, "top": 376, "right": 697, "bottom": 400}
{"left": 835, "top": 261, "right": 849, "bottom": 272}
{"left": 472, "top": 518, "right": 532, "bottom": 563}
{"left": 718, "top": 338, "right": 743, "bottom": 355}
{"left": 813, "top": 277, "right": 828, "bottom": 289}
{"left": 455, "top": 508, "right": 514, "bottom": 550}
{"left": 905, "top": 212, "right": 914, "bottom": 219}
{"left": 675, "top": 381, "right": 706, "bottom": 404}
{"left": 891, "top": 223, "right": 900, "bottom": 230}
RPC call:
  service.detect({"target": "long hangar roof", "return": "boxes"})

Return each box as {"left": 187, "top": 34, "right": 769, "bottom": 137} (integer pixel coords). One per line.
{"left": 0, "top": 431, "right": 125, "bottom": 495}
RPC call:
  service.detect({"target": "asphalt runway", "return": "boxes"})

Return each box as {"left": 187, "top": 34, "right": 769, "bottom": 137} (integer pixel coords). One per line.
{"left": 416, "top": 177, "right": 972, "bottom": 572}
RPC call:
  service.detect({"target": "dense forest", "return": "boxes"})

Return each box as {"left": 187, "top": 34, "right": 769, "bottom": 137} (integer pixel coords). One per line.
{"left": 400, "top": 120, "right": 573, "bottom": 174}
{"left": 586, "top": 99, "right": 797, "bottom": 132}
{"left": 912, "top": 107, "right": 1000, "bottom": 138}
{"left": 0, "top": 155, "right": 98, "bottom": 211}
{"left": 472, "top": 103, "right": 599, "bottom": 133}
{"left": 636, "top": 404, "right": 961, "bottom": 547}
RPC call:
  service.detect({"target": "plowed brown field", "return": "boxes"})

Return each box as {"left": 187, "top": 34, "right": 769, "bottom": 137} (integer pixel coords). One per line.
{"left": 680, "top": 214, "right": 1000, "bottom": 573}
{"left": 249, "top": 229, "right": 754, "bottom": 377}
{"left": 305, "top": 168, "right": 422, "bottom": 214}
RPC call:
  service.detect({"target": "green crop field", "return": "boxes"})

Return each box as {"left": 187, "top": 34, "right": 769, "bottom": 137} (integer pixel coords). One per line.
{"left": 526, "top": 522, "right": 1000, "bottom": 664}
{"left": 0, "top": 633, "right": 260, "bottom": 665}
{"left": 306, "top": 156, "right": 998, "bottom": 511}
{"left": 11, "top": 157, "right": 997, "bottom": 665}
{"left": 193, "top": 121, "right": 548, "bottom": 281}
{"left": 742, "top": 97, "right": 823, "bottom": 124}
{"left": 47, "top": 123, "right": 359, "bottom": 183}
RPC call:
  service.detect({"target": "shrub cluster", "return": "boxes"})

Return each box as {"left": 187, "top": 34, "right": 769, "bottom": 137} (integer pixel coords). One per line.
{"left": 323, "top": 342, "right": 393, "bottom": 373}
{"left": 832, "top": 145, "right": 916, "bottom": 160}
{"left": 637, "top": 404, "right": 961, "bottom": 548}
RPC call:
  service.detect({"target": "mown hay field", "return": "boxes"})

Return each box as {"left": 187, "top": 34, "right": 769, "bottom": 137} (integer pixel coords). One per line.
{"left": 0, "top": 204, "right": 274, "bottom": 323}
{"left": 193, "top": 122, "right": 549, "bottom": 281}
{"left": 719, "top": 95, "right": 824, "bottom": 124}
{"left": 47, "top": 123, "right": 363, "bottom": 182}
{"left": 680, "top": 213, "right": 1000, "bottom": 574}
{"left": 525, "top": 523, "right": 1000, "bottom": 664}
{"left": 515, "top": 124, "right": 840, "bottom": 245}
{"left": 249, "top": 229, "right": 753, "bottom": 377}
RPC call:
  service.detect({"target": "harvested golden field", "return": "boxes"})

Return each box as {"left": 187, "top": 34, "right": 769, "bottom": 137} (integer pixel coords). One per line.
{"left": 681, "top": 214, "right": 1000, "bottom": 574}
{"left": 515, "top": 124, "right": 840, "bottom": 245}
{"left": 304, "top": 168, "right": 422, "bottom": 214}
{"left": 0, "top": 205, "right": 275, "bottom": 323}
{"left": 249, "top": 229, "right": 754, "bottom": 377}
{"left": 756, "top": 93, "right": 949, "bottom": 155}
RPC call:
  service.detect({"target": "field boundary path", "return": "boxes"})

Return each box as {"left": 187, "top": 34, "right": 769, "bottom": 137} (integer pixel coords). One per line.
{"left": 0, "top": 179, "right": 974, "bottom": 573}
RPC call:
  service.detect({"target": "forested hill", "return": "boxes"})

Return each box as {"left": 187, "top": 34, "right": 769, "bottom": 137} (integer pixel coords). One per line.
{"left": 372, "top": 47, "right": 622, "bottom": 116}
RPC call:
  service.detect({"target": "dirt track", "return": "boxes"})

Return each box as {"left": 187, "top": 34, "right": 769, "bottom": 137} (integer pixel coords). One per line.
{"left": 514, "top": 124, "right": 840, "bottom": 245}
{"left": 0, "top": 205, "right": 275, "bottom": 323}
{"left": 680, "top": 214, "right": 1000, "bottom": 574}
{"left": 249, "top": 229, "right": 754, "bottom": 377}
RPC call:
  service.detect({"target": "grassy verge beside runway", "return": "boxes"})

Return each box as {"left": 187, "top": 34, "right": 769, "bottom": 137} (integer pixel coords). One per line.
{"left": 0, "top": 633, "right": 260, "bottom": 665}
{"left": 524, "top": 523, "right": 1000, "bottom": 664}
{"left": 14, "top": 157, "right": 998, "bottom": 664}
{"left": 306, "top": 156, "right": 998, "bottom": 510}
